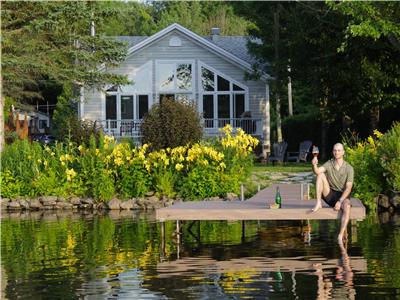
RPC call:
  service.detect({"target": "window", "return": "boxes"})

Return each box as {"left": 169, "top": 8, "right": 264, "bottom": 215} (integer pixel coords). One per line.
{"left": 105, "top": 94, "right": 149, "bottom": 120}
{"left": 157, "top": 61, "right": 194, "bottom": 103}
{"left": 121, "top": 96, "right": 133, "bottom": 119}
{"left": 106, "top": 95, "right": 117, "bottom": 120}
{"left": 200, "top": 63, "right": 248, "bottom": 127}
{"left": 39, "top": 120, "right": 48, "bottom": 129}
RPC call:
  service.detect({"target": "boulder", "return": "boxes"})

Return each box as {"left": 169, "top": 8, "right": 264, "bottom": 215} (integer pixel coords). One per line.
{"left": 8, "top": 200, "right": 21, "bottom": 210}
{"left": 19, "top": 199, "right": 30, "bottom": 209}
{"left": 390, "top": 195, "right": 400, "bottom": 209}
{"left": 1, "top": 198, "right": 10, "bottom": 210}
{"left": 107, "top": 198, "right": 121, "bottom": 210}
{"left": 120, "top": 199, "right": 136, "bottom": 210}
{"left": 29, "top": 199, "right": 42, "bottom": 209}
{"left": 377, "top": 194, "right": 390, "bottom": 209}
{"left": 56, "top": 201, "right": 73, "bottom": 209}
{"left": 69, "top": 197, "right": 82, "bottom": 205}
{"left": 226, "top": 193, "right": 239, "bottom": 201}
{"left": 81, "top": 198, "right": 94, "bottom": 205}
{"left": 40, "top": 196, "right": 58, "bottom": 206}
{"left": 145, "top": 191, "right": 155, "bottom": 197}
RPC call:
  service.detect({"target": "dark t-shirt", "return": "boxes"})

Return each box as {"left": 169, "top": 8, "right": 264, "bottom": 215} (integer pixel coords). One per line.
{"left": 322, "top": 159, "right": 354, "bottom": 192}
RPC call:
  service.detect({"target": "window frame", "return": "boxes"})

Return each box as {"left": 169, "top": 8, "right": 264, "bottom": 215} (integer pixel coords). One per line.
{"left": 198, "top": 61, "right": 249, "bottom": 122}
{"left": 155, "top": 59, "right": 195, "bottom": 103}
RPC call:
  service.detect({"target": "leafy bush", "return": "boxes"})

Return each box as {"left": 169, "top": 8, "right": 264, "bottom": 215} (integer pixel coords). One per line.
{"left": 378, "top": 122, "right": 400, "bottom": 191}
{"left": 52, "top": 92, "right": 102, "bottom": 145}
{"left": 141, "top": 98, "right": 202, "bottom": 150}
{"left": 344, "top": 122, "right": 400, "bottom": 210}
{"left": 0, "top": 125, "right": 258, "bottom": 202}
{"left": 344, "top": 131, "right": 384, "bottom": 211}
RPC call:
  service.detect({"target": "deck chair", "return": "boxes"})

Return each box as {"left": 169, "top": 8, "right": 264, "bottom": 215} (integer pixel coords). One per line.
{"left": 287, "top": 140, "right": 312, "bottom": 162}
{"left": 268, "top": 141, "right": 288, "bottom": 163}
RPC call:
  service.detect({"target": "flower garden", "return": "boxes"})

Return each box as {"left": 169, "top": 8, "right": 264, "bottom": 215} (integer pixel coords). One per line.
{"left": 1, "top": 125, "right": 259, "bottom": 202}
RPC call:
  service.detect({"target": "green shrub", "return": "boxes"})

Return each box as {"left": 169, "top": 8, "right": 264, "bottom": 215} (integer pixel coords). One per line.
{"left": 52, "top": 92, "right": 102, "bottom": 145}
{"left": 378, "top": 122, "right": 400, "bottom": 191}
{"left": 0, "top": 170, "right": 24, "bottom": 198}
{"left": 344, "top": 132, "right": 384, "bottom": 211}
{"left": 141, "top": 98, "right": 202, "bottom": 150}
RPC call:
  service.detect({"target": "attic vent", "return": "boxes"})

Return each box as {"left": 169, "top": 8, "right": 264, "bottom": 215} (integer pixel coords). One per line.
{"left": 169, "top": 36, "right": 182, "bottom": 47}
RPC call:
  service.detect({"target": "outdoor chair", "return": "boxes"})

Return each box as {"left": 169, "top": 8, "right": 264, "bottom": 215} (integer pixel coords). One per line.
{"left": 287, "top": 140, "right": 312, "bottom": 162}
{"left": 268, "top": 141, "right": 288, "bottom": 163}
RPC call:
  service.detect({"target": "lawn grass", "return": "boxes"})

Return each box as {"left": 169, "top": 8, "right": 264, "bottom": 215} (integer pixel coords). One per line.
{"left": 252, "top": 162, "right": 311, "bottom": 173}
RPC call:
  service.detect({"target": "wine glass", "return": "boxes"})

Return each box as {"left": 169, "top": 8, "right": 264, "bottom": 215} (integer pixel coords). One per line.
{"left": 312, "top": 145, "right": 319, "bottom": 157}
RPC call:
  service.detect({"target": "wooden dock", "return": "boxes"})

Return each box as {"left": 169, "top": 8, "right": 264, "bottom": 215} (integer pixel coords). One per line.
{"left": 155, "top": 183, "right": 366, "bottom": 221}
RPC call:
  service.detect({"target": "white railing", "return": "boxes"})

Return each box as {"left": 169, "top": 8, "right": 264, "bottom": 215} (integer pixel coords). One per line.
{"left": 202, "top": 118, "right": 263, "bottom": 138}
{"left": 97, "top": 118, "right": 263, "bottom": 140}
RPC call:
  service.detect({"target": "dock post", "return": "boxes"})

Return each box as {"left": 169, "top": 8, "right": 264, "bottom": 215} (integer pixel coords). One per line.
{"left": 300, "top": 184, "right": 304, "bottom": 201}
{"left": 351, "top": 219, "right": 358, "bottom": 243}
{"left": 240, "top": 184, "right": 245, "bottom": 201}
{"left": 176, "top": 220, "right": 180, "bottom": 259}
{"left": 160, "top": 221, "right": 166, "bottom": 260}
{"left": 241, "top": 221, "right": 246, "bottom": 242}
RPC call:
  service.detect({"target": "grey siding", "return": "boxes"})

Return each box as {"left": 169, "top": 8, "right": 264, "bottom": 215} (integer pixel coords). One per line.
{"left": 83, "top": 29, "right": 268, "bottom": 121}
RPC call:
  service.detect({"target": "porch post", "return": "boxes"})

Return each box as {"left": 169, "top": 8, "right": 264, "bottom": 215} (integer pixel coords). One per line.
{"left": 262, "top": 83, "right": 271, "bottom": 159}
{"left": 79, "top": 86, "right": 85, "bottom": 119}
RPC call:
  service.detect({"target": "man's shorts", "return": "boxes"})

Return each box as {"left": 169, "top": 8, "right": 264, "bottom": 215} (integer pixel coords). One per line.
{"left": 322, "top": 190, "right": 343, "bottom": 207}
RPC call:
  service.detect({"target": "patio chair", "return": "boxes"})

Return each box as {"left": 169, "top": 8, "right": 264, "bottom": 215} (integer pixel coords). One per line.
{"left": 287, "top": 140, "right": 312, "bottom": 162}
{"left": 268, "top": 141, "right": 288, "bottom": 163}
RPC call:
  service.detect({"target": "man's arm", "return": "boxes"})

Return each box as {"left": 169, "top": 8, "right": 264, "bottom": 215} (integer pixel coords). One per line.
{"left": 312, "top": 157, "right": 326, "bottom": 175}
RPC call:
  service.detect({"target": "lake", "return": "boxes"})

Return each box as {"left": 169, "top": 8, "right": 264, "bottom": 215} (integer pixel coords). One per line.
{"left": 1, "top": 211, "right": 399, "bottom": 299}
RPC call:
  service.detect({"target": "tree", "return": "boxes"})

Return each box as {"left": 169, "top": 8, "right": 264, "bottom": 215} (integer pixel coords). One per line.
{"left": 1, "top": 1, "right": 130, "bottom": 151}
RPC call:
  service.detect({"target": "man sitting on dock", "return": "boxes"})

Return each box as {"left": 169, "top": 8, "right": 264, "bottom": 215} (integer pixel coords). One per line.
{"left": 311, "top": 143, "right": 354, "bottom": 242}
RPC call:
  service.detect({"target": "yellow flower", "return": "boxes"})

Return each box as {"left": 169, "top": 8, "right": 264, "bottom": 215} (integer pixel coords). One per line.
{"left": 95, "top": 149, "right": 100, "bottom": 156}
{"left": 66, "top": 168, "right": 77, "bottom": 181}
{"left": 37, "top": 159, "right": 42, "bottom": 164}
{"left": 78, "top": 145, "right": 84, "bottom": 152}
{"left": 175, "top": 163, "right": 184, "bottom": 171}
{"left": 51, "top": 152, "right": 55, "bottom": 156}
{"left": 373, "top": 129, "right": 383, "bottom": 138}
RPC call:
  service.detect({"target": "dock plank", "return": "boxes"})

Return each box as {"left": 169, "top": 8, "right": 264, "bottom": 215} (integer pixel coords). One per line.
{"left": 156, "top": 183, "right": 366, "bottom": 221}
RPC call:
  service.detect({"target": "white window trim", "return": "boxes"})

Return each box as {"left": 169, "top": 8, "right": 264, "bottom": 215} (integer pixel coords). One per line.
{"left": 155, "top": 59, "right": 195, "bottom": 102}
{"left": 198, "top": 61, "right": 249, "bottom": 119}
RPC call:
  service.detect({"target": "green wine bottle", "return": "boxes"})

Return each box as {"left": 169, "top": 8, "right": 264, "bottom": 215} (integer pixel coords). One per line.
{"left": 275, "top": 186, "right": 282, "bottom": 208}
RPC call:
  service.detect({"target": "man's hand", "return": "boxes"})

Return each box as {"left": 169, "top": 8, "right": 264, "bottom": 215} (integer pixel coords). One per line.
{"left": 334, "top": 200, "right": 342, "bottom": 211}
{"left": 312, "top": 156, "right": 318, "bottom": 165}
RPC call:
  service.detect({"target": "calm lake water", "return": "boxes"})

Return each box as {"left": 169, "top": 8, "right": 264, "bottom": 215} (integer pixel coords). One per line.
{"left": 1, "top": 211, "right": 400, "bottom": 299}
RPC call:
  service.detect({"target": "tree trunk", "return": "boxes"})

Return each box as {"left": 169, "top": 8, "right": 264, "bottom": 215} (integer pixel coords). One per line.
{"left": 274, "top": 5, "right": 283, "bottom": 143}
{"left": 320, "top": 96, "right": 328, "bottom": 161}
{"left": 288, "top": 66, "right": 293, "bottom": 116}
{"left": 369, "top": 106, "right": 380, "bottom": 132}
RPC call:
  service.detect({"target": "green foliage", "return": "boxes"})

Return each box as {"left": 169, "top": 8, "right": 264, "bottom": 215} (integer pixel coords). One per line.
{"left": 344, "top": 123, "right": 400, "bottom": 210}
{"left": 52, "top": 91, "right": 102, "bottom": 145}
{"left": 2, "top": 1, "right": 129, "bottom": 101}
{"left": 0, "top": 170, "right": 24, "bottom": 198}
{"left": 378, "top": 122, "right": 400, "bottom": 191}
{"left": 344, "top": 133, "right": 384, "bottom": 211}
{"left": 179, "top": 166, "right": 222, "bottom": 200}
{"left": 0, "top": 126, "right": 257, "bottom": 201}
{"left": 142, "top": 98, "right": 203, "bottom": 151}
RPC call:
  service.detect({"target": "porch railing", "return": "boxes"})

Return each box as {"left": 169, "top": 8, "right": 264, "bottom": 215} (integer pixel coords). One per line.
{"left": 97, "top": 118, "right": 263, "bottom": 140}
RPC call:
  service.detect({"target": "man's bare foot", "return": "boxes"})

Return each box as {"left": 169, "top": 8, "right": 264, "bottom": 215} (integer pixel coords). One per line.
{"left": 311, "top": 201, "right": 322, "bottom": 212}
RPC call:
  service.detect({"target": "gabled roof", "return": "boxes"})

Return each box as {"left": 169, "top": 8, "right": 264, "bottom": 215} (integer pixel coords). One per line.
{"left": 116, "top": 23, "right": 271, "bottom": 80}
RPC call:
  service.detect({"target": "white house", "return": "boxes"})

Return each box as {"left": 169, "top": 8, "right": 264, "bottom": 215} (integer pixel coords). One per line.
{"left": 81, "top": 23, "right": 271, "bottom": 155}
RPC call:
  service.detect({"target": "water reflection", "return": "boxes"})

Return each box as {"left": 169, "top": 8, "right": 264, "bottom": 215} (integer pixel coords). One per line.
{"left": 1, "top": 212, "right": 400, "bottom": 299}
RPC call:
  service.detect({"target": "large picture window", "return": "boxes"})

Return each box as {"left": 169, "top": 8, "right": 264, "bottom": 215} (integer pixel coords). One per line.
{"left": 199, "top": 63, "right": 248, "bottom": 128}
{"left": 157, "top": 61, "right": 194, "bottom": 104}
